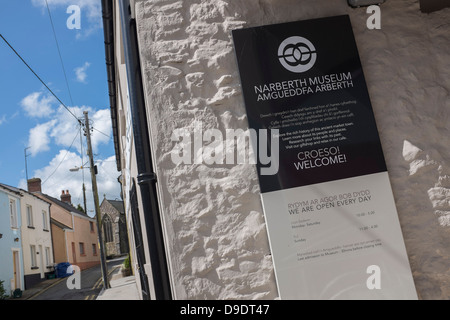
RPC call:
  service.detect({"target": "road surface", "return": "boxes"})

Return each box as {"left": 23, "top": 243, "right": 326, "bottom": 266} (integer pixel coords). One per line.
{"left": 32, "top": 257, "right": 125, "bottom": 300}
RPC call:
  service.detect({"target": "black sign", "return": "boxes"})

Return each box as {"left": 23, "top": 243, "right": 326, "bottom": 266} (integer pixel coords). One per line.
{"left": 232, "top": 15, "right": 387, "bottom": 193}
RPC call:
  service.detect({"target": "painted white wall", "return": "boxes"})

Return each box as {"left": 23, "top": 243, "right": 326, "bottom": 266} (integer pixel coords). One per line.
{"left": 112, "top": 0, "right": 450, "bottom": 299}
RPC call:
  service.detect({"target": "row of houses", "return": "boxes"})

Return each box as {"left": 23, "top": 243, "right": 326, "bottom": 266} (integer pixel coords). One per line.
{"left": 0, "top": 178, "right": 104, "bottom": 296}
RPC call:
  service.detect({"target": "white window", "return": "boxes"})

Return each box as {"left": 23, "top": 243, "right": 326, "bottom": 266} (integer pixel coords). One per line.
{"left": 30, "top": 245, "right": 37, "bottom": 268}
{"left": 42, "top": 210, "right": 48, "bottom": 230}
{"left": 27, "top": 205, "right": 34, "bottom": 227}
{"left": 45, "top": 247, "right": 51, "bottom": 266}
{"left": 10, "top": 198, "right": 18, "bottom": 229}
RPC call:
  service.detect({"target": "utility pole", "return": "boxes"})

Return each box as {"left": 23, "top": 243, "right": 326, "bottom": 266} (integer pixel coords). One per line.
{"left": 83, "top": 111, "right": 110, "bottom": 289}
{"left": 80, "top": 120, "right": 87, "bottom": 214}
{"left": 82, "top": 182, "right": 87, "bottom": 214}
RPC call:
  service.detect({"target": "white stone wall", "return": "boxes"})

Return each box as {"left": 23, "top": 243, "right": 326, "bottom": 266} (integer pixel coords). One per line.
{"left": 134, "top": 0, "right": 450, "bottom": 299}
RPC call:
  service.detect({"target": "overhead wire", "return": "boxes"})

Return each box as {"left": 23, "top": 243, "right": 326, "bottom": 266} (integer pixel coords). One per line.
{"left": 42, "top": 127, "right": 80, "bottom": 185}
{"left": 45, "top": 0, "right": 75, "bottom": 109}
{"left": 0, "top": 33, "right": 82, "bottom": 125}
{"left": 92, "top": 126, "right": 111, "bottom": 138}
{"left": 1, "top": 8, "right": 112, "bottom": 187}
{"left": 44, "top": 0, "right": 111, "bottom": 147}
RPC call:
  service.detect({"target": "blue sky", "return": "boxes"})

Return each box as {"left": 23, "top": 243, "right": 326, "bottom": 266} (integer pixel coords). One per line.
{"left": 0, "top": 0, "right": 121, "bottom": 216}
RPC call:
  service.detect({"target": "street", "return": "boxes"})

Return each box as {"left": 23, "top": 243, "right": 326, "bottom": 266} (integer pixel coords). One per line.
{"left": 31, "top": 257, "right": 125, "bottom": 300}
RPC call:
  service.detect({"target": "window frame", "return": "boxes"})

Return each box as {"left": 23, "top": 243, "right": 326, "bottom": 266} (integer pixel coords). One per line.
{"left": 42, "top": 210, "right": 49, "bottom": 231}
{"left": 9, "top": 198, "right": 18, "bottom": 229}
{"left": 26, "top": 205, "right": 34, "bottom": 228}
{"left": 79, "top": 242, "right": 85, "bottom": 256}
{"left": 30, "top": 245, "right": 38, "bottom": 269}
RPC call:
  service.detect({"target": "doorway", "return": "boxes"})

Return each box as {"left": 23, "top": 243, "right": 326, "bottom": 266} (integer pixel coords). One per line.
{"left": 12, "top": 250, "right": 21, "bottom": 290}
{"left": 39, "top": 245, "right": 44, "bottom": 279}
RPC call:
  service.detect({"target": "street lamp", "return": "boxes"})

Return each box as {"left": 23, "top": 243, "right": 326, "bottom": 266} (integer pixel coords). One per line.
{"left": 69, "top": 166, "right": 85, "bottom": 172}
{"left": 69, "top": 164, "right": 88, "bottom": 214}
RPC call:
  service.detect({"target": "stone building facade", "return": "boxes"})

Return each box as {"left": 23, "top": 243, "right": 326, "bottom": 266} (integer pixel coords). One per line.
{"left": 99, "top": 197, "right": 129, "bottom": 258}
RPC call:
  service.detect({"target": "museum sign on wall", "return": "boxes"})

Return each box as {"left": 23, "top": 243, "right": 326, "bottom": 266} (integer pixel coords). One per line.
{"left": 233, "top": 15, "right": 418, "bottom": 299}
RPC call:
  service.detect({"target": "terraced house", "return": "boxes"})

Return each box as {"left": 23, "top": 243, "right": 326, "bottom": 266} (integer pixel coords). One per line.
{"left": 27, "top": 178, "right": 100, "bottom": 271}
{"left": 0, "top": 184, "right": 54, "bottom": 290}
{"left": 0, "top": 184, "right": 23, "bottom": 297}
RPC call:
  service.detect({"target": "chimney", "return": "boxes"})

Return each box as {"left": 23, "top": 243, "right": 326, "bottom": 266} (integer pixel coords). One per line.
{"left": 61, "top": 190, "right": 72, "bottom": 204}
{"left": 28, "top": 178, "right": 42, "bottom": 193}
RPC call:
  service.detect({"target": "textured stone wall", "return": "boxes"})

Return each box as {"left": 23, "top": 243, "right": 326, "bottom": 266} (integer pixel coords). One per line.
{"left": 100, "top": 199, "right": 128, "bottom": 256}
{"left": 134, "top": 0, "right": 450, "bottom": 299}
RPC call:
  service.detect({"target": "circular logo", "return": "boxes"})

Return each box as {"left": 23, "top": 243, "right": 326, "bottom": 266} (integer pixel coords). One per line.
{"left": 278, "top": 36, "right": 317, "bottom": 73}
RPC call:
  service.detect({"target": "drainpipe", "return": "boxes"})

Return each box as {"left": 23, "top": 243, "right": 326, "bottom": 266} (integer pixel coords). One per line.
{"left": 102, "top": 0, "right": 172, "bottom": 300}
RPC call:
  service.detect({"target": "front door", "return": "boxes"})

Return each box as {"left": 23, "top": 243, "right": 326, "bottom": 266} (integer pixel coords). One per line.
{"left": 39, "top": 245, "right": 44, "bottom": 278}
{"left": 12, "top": 251, "right": 20, "bottom": 290}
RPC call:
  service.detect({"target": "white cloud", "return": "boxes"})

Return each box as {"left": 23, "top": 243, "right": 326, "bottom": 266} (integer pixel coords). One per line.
{"left": 20, "top": 92, "right": 55, "bottom": 118}
{"left": 27, "top": 104, "right": 111, "bottom": 157}
{"left": 75, "top": 62, "right": 90, "bottom": 83}
{"left": 24, "top": 151, "right": 121, "bottom": 217}
{"left": 90, "top": 109, "right": 112, "bottom": 151}
{"left": 0, "top": 115, "right": 6, "bottom": 125}
{"left": 28, "top": 120, "right": 57, "bottom": 156}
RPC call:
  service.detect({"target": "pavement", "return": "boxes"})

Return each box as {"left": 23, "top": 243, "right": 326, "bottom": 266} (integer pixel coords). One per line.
{"left": 96, "top": 266, "right": 140, "bottom": 300}
{"left": 11, "top": 263, "right": 141, "bottom": 300}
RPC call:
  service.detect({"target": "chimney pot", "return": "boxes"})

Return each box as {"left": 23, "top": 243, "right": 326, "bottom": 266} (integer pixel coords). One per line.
{"left": 60, "top": 189, "right": 72, "bottom": 204}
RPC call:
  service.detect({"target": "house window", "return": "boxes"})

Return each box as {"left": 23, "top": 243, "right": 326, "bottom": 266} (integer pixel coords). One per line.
{"left": 45, "top": 247, "right": 51, "bottom": 267}
{"left": 42, "top": 210, "right": 48, "bottom": 231}
{"left": 92, "top": 244, "right": 97, "bottom": 256}
{"left": 27, "top": 205, "right": 34, "bottom": 228}
{"left": 79, "top": 243, "right": 85, "bottom": 256}
{"left": 89, "top": 221, "right": 94, "bottom": 232}
{"left": 10, "top": 198, "right": 18, "bottom": 229}
{"left": 30, "top": 245, "right": 37, "bottom": 269}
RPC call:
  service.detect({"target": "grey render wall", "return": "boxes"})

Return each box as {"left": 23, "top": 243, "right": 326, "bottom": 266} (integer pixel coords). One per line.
{"left": 134, "top": 0, "right": 450, "bottom": 299}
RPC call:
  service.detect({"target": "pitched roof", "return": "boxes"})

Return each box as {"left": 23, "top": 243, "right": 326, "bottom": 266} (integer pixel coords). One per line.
{"left": 0, "top": 183, "right": 22, "bottom": 196}
{"left": 50, "top": 217, "right": 73, "bottom": 230}
{"left": 0, "top": 182, "right": 51, "bottom": 205}
{"left": 39, "top": 193, "right": 89, "bottom": 218}
{"left": 108, "top": 199, "right": 124, "bottom": 213}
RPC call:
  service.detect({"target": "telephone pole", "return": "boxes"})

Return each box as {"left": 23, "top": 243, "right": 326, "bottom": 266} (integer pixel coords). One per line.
{"left": 83, "top": 110, "right": 110, "bottom": 289}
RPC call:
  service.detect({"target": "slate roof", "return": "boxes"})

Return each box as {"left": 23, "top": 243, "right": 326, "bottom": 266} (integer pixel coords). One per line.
{"left": 0, "top": 183, "right": 22, "bottom": 196}
{"left": 0, "top": 182, "right": 51, "bottom": 205}
{"left": 39, "top": 193, "right": 90, "bottom": 218}
{"left": 106, "top": 199, "right": 125, "bottom": 214}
